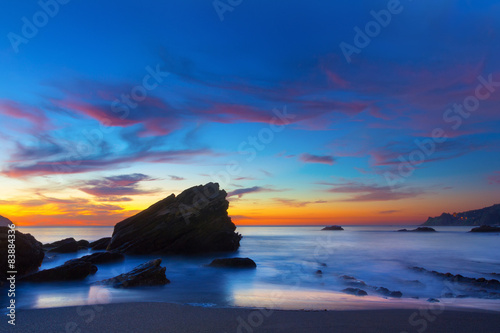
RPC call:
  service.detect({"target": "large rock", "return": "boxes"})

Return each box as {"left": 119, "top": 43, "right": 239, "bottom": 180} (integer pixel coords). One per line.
{"left": 107, "top": 183, "right": 241, "bottom": 254}
{"left": 90, "top": 237, "right": 111, "bottom": 250}
{"left": 208, "top": 257, "right": 257, "bottom": 268}
{"left": 65, "top": 252, "right": 124, "bottom": 265}
{"left": 95, "top": 259, "right": 169, "bottom": 288}
{"left": 0, "top": 215, "right": 13, "bottom": 227}
{"left": 21, "top": 261, "right": 97, "bottom": 282}
{"left": 423, "top": 204, "right": 500, "bottom": 226}
{"left": 470, "top": 225, "right": 500, "bottom": 233}
{"left": 0, "top": 226, "right": 45, "bottom": 279}
{"left": 322, "top": 225, "right": 344, "bottom": 231}
{"left": 45, "top": 238, "right": 79, "bottom": 253}
{"left": 342, "top": 288, "right": 368, "bottom": 296}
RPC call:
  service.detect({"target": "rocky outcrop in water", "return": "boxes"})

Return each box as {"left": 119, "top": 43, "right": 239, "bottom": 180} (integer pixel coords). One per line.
{"left": 0, "top": 226, "right": 45, "bottom": 279}
{"left": 95, "top": 259, "right": 169, "bottom": 288}
{"left": 423, "top": 204, "right": 500, "bottom": 226}
{"left": 411, "top": 267, "right": 500, "bottom": 291}
{"left": 208, "top": 258, "right": 256, "bottom": 268}
{"left": 21, "top": 261, "right": 97, "bottom": 282}
{"left": 107, "top": 183, "right": 241, "bottom": 254}
{"left": 469, "top": 225, "right": 500, "bottom": 233}
{"left": 89, "top": 237, "right": 111, "bottom": 250}
{"left": 322, "top": 225, "right": 344, "bottom": 231}
{"left": 44, "top": 238, "right": 80, "bottom": 253}
{"left": 65, "top": 252, "right": 124, "bottom": 265}
{"left": 398, "top": 227, "right": 436, "bottom": 232}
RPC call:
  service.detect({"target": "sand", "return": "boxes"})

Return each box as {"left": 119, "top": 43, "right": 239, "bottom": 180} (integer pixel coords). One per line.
{"left": 5, "top": 302, "right": 500, "bottom": 333}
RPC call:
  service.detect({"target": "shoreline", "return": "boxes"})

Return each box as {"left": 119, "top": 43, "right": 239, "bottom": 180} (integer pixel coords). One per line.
{"left": 6, "top": 302, "right": 500, "bottom": 333}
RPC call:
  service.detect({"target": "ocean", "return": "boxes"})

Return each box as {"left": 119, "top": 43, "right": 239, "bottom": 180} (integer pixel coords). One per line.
{"left": 8, "top": 226, "right": 500, "bottom": 312}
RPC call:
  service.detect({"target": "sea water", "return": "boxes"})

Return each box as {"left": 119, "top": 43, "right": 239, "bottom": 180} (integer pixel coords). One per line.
{"left": 7, "top": 226, "right": 500, "bottom": 311}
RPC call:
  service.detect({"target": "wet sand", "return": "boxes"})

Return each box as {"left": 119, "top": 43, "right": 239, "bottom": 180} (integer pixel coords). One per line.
{"left": 5, "top": 302, "right": 500, "bottom": 333}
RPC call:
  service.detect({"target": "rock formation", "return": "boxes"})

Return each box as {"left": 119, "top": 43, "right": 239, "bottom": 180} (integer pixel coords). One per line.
{"left": 322, "top": 225, "right": 344, "bottom": 231}
{"left": 95, "top": 259, "right": 169, "bottom": 288}
{"left": 89, "top": 237, "right": 111, "bottom": 250}
{"left": 21, "top": 261, "right": 97, "bottom": 282}
{"left": 65, "top": 252, "right": 124, "bottom": 265}
{"left": 397, "top": 227, "right": 436, "bottom": 232}
{"left": 469, "top": 225, "right": 500, "bottom": 233}
{"left": 44, "top": 238, "right": 79, "bottom": 253}
{"left": 208, "top": 257, "right": 256, "bottom": 268}
{"left": 107, "top": 183, "right": 241, "bottom": 254}
{"left": 0, "top": 226, "right": 45, "bottom": 278}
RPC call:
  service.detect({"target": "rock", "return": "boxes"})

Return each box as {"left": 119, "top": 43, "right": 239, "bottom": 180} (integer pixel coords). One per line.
{"left": 107, "top": 183, "right": 241, "bottom": 254}
{"left": 390, "top": 291, "right": 403, "bottom": 298}
{"left": 411, "top": 266, "right": 500, "bottom": 291}
{"left": 65, "top": 252, "right": 124, "bottom": 265}
{"left": 77, "top": 240, "right": 90, "bottom": 248}
{"left": 398, "top": 227, "right": 436, "bottom": 232}
{"left": 316, "top": 270, "right": 323, "bottom": 275}
{"left": 342, "top": 288, "right": 368, "bottom": 296}
{"left": 95, "top": 259, "right": 169, "bottom": 288}
{"left": 427, "top": 298, "right": 440, "bottom": 303}
{"left": 45, "top": 238, "right": 79, "bottom": 253}
{"left": 322, "top": 225, "right": 344, "bottom": 231}
{"left": 208, "top": 257, "right": 257, "bottom": 268}
{"left": 21, "top": 261, "right": 97, "bottom": 282}
{"left": 0, "top": 215, "right": 13, "bottom": 227}
{"left": 470, "top": 225, "right": 500, "bottom": 233}
{"left": 0, "top": 226, "right": 45, "bottom": 278}
{"left": 319, "top": 263, "right": 327, "bottom": 267}
{"left": 89, "top": 237, "right": 111, "bottom": 250}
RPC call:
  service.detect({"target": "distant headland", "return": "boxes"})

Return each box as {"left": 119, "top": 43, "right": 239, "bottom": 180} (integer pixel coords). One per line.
{"left": 422, "top": 204, "right": 500, "bottom": 226}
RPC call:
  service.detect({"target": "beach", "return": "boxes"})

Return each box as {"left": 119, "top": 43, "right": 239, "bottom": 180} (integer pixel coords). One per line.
{"left": 6, "top": 302, "right": 500, "bottom": 333}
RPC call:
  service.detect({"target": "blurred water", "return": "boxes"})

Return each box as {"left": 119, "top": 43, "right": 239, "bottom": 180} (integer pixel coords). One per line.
{"left": 10, "top": 225, "right": 500, "bottom": 311}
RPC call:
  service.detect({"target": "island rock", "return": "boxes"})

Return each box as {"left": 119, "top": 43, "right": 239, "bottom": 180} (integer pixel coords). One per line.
{"left": 322, "top": 225, "right": 344, "bottom": 231}
{"left": 107, "top": 183, "right": 241, "bottom": 254}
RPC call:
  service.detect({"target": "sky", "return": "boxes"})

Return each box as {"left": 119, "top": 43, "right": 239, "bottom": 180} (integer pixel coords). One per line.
{"left": 0, "top": 0, "right": 499, "bottom": 226}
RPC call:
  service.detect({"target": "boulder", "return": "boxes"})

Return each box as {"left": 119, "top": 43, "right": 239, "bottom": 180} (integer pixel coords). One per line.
{"left": 322, "top": 225, "right": 344, "bottom": 231}
{"left": 208, "top": 258, "right": 257, "bottom": 268}
{"left": 89, "top": 237, "right": 111, "bottom": 250}
{"left": 77, "top": 240, "right": 90, "bottom": 248}
{"left": 398, "top": 227, "right": 436, "bottom": 232}
{"left": 470, "top": 225, "right": 500, "bottom": 233}
{"left": 107, "top": 183, "right": 241, "bottom": 254}
{"left": 342, "top": 288, "right": 368, "bottom": 296}
{"left": 94, "top": 259, "right": 169, "bottom": 288}
{"left": 0, "top": 226, "right": 45, "bottom": 278}
{"left": 65, "top": 252, "right": 124, "bottom": 265}
{"left": 45, "top": 238, "right": 79, "bottom": 253}
{"left": 21, "top": 261, "right": 97, "bottom": 282}
{"left": 375, "top": 287, "right": 402, "bottom": 298}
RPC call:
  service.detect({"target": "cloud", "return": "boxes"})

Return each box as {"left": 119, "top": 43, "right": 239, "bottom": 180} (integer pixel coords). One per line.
{"left": 79, "top": 173, "right": 158, "bottom": 197}
{"left": 273, "top": 198, "right": 328, "bottom": 207}
{"left": 299, "top": 153, "right": 336, "bottom": 165}
{"left": 227, "top": 186, "right": 285, "bottom": 198}
{"left": 318, "top": 181, "right": 424, "bottom": 202}
{"left": 379, "top": 210, "right": 400, "bottom": 214}
{"left": 169, "top": 175, "right": 185, "bottom": 181}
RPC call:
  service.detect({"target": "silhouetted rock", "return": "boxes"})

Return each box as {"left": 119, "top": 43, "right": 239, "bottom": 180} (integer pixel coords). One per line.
{"left": 208, "top": 257, "right": 256, "bottom": 268}
{"left": 427, "top": 298, "right": 440, "bottom": 303}
{"left": 45, "top": 238, "right": 79, "bottom": 253}
{"left": 89, "top": 237, "right": 111, "bottom": 250}
{"left": 470, "top": 225, "right": 500, "bottom": 233}
{"left": 342, "top": 288, "right": 367, "bottom": 296}
{"left": 107, "top": 183, "right": 241, "bottom": 254}
{"left": 77, "top": 240, "right": 90, "bottom": 248}
{"left": 423, "top": 204, "right": 500, "bottom": 226}
{"left": 316, "top": 270, "right": 323, "bottom": 275}
{"left": 21, "top": 261, "right": 97, "bottom": 282}
{"left": 95, "top": 259, "right": 169, "bottom": 288}
{"left": 0, "top": 226, "right": 45, "bottom": 278}
{"left": 398, "top": 227, "right": 436, "bottom": 232}
{"left": 65, "top": 252, "right": 124, "bottom": 265}
{"left": 411, "top": 266, "right": 500, "bottom": 291}
{"left": 375, "top": 287, "right": 402, "bottom": 297}
{"left": 0, "top": 215, "right": 13, "bottom": 227}
{"left": 322, "top": 225, "right": 344, "bottom": 231}
{"left": 340, "top": 275, "right": 367, "bottom": 287}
